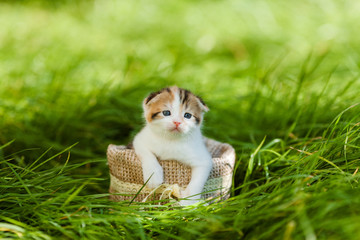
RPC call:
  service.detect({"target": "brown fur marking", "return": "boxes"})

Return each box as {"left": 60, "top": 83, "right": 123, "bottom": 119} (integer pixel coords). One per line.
{"left": 151, "top": 112, "right": 161, "bottom": 119}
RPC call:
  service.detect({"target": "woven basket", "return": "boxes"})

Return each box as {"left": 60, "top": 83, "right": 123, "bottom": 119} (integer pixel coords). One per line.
{"left": 107, "top": 138, "right": 236, "bottom": 203}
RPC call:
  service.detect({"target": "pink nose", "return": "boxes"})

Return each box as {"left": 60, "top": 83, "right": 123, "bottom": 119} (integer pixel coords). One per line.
{"left": 173, "top": 121, "right": 181, "bottom": 127}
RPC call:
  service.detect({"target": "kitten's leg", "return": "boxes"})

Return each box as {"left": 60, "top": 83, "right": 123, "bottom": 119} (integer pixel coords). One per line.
{"left": 180, "top": 161, "right": 212, "bottom": 206}
{"left": 134, "top": 147, "right": 164, "bottom": 189}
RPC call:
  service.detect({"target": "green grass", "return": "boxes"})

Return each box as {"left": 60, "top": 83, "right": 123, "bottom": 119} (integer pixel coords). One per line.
{"left": 1, "top": 0, "right": 360, "bottom": 239}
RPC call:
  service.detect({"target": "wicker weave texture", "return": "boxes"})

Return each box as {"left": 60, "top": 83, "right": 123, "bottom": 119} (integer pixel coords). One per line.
{"left": 107, "top": 138, "right": 235, "bottom": 202}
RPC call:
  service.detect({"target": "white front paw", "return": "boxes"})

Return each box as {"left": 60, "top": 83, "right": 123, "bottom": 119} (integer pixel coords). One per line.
{"left": 179, "top": 189, "right": 201, "bottom": 206}
{"left": 179, "top": 199, "right": 199, "bottom": 206}
{"left": 142, "top": 164, "right": 164, "bottom": 189}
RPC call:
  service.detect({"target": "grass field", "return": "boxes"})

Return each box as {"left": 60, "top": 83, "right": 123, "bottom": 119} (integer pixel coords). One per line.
{"left": 1, "top": 0, "right": 360, "bottom": 239}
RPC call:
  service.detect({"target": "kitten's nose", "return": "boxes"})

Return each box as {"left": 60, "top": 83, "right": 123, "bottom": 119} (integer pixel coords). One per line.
{"left": 173, "top": 121, "right": 181, "bottom": 127}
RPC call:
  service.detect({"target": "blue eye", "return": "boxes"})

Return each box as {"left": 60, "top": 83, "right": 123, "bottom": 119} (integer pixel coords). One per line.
{"left": 184, "top": 113, "right": 192, "bottom": 119}
{"left": 162, "top": 110, "right": 171, "bottom": 116}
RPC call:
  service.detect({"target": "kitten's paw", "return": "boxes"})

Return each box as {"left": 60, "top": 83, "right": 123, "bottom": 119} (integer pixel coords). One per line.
{"left": 179, "top": 190, "right": 202, "bottom": 206}
{"left": 179, "top": 199, "right": 199, "bottom": 206}
{"left": 143, "top": 164, "right": 164, "bottom": 189}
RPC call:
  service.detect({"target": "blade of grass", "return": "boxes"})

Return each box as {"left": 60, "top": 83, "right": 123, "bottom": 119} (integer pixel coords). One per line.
{"left": 28, "top": 142, "right": 78, "bottom": 173}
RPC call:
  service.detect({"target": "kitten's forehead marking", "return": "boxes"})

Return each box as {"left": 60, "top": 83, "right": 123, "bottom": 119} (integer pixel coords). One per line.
{"left": 172, "top": 88, "right": 182, "bottom": 117}
{"left": 173, "top": 87, "right": 204, "bottom": 121}
{"left": 174, "top": 87, "right": 203, "bottom": 125}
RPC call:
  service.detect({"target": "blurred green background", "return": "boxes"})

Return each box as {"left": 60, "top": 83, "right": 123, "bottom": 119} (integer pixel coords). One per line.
{"left": 1, "top": 0, "right": 359, "bottom": 155}
{"left": 1, "top": 0, "right": 360, "bottom": 239}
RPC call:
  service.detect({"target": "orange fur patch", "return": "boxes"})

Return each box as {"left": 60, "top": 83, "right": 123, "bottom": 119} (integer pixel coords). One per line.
{"left": 144, "top": 87, "right": 175, "bottom": 122}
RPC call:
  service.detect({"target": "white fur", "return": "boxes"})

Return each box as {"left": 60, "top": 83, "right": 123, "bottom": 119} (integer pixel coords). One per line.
{"left": 133, "top": 92, "right": 212, "bottom": 206}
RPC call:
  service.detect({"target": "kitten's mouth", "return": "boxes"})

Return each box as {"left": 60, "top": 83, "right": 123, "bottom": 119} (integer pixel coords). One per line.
{"left": 170, "top": 127, "right": 182, "bottom": 133}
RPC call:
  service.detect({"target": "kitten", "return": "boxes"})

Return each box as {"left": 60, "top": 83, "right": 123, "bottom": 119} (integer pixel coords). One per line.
{"left": 133, "top": 86, "right": 212, "bottom": 206}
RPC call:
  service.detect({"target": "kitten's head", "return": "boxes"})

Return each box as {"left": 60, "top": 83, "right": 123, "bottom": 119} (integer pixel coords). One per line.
{"left": 142, "top": 86, "right": 209, "bottom": 137}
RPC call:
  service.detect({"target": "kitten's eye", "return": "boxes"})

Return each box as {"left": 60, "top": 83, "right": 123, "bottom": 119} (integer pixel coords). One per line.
{"left": 184, "top": 113, "right": 192, "bottom": 119}
{"left": 162, "top": 110, "right": 171, "bottom": 116}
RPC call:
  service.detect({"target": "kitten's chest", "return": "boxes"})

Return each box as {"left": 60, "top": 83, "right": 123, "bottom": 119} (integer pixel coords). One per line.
{"left": 150, "top": 139, "right": 198, "bottom": 164}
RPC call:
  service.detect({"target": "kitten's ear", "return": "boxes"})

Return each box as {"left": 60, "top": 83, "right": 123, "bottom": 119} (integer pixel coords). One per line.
{"left": 143, "top": 91, "right": 161, "bottom": 108}
{"left": 196, "top": 96, "right": 209, "bottom": 112}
